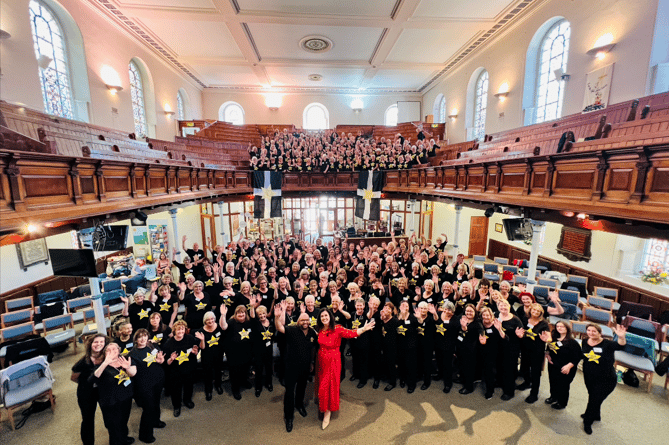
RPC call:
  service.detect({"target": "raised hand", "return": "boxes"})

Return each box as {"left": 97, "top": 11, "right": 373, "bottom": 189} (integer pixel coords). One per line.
{"left": 182, "top": 235, "right": 187, "bottom": 242}
{"left": 363, "top": 319, "right": 375, "bottom": 331}
{"left": 428, "top": 304, "right": 437, "bottom": 315}
{"left": 156, "top": 351, "right": 165, "bottom": 364}
{"left": 515, "top": 327, "right": 525, "bottom": 338}
{"left": 151, "top": 281, "right": 159, "bottom": 292}
{"left": 539, "top": 330, "right": 552, "bottom": 343}
{"left": 220, "top": 305, "right": 228, "bottom": 317}
{"left": 479, "top": 334, "right": 487, "bottom": 345}
{"left": 460, "top": 316, "right": 468, "bottom": 329}
{"left": 178, "top": 282, "right": 187, "bottom": 292}
{"left": 194, "top": 331, "right": 204, "bottom": 341}
{"left": 493, "top": 318, "right": 502, "bottom": 331}
{"left": 274, "top": 304, "right": 282, "bottom": 317}
{"left": 614, "top": 324, "right": 627, "bottom": 338}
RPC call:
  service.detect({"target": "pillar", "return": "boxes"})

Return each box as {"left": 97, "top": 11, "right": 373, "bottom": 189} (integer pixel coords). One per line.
{"left": 526, "top": 220, "right": 546, "bottom": 291}
{"left": 217, "top": 201, "right": 227, "bottom": 246}
{"left": 169, "top": 208, "right": 180, "bottom": 260}
{"left": 452, "top": 205, "right": 462, "bottom": 257}
{"left": 89, "top": 278, "right": 106, "bottom": 335}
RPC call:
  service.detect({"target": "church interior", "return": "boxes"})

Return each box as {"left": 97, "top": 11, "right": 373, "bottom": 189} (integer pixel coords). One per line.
{"left": 0, "top": 0, "right": 668, "bottom": 443}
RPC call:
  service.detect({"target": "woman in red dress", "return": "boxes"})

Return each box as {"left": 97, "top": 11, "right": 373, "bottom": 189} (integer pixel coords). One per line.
{"left": 315, "top": 308, "right": 374, "bottom": 429}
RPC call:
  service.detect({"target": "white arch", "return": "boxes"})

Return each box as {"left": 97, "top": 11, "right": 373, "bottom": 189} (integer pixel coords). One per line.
{"left": 384, "top": 104, "right": 398, "bottom": 126}
{"left": 30, "top": 0, "right": 91, "bottom": 122}
{"left": 465, "top": 67, "right": 488, "bottom": 140}
{"left": 177, "top": 88, "right": 190, "bottom": 120}
{"left": 523, "top": 16, "right": 568, "bottom": 125}
{"left": 433, "top": 94, "right": 446, "bottom": 123}
{"left": 129, "top": 56, "right": 156, "bottom": 138}
{"left": 303, "top": 102, "right": 329, "bottom": 130}
{"left": 219, "top": 101, "right": 245, "bottom": 125}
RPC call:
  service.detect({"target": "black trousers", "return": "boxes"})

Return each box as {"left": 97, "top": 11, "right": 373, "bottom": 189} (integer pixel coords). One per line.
{"left": 169, "top": 372, "right": 194, "bottom": 409}
{"left": 547, "top": 364, "right": 577, "bottom": 406}
{"left": 284, "top": 366, "right": 309, "bottom": 420}
{"left": 382, "top": 346, "right": 398, "bottom": 385}
{"left": 497, "top": 346, "right": 520, "bottom": 397}
{"left": 369, "top": 343, "right": 383, "bottom": 381}
{"left": 481, "top": 347, "right": 497, "bottom": 394}
{"left": 397, "top": 345, "right": 417, "bottom": 388}
{"left": 583, "top": 375, "right": 617, "bottom": 424}
{"left": 77, "top": 386, "right": 98, "bottom": 445}
{"left": 521, "top": 348, "right": 544, "bottom": 397}
{"left": 254, "top": 347, "right": 274, "bottom": 390}
{"left": 100, "top": 397, "right": 132, "bottom": 445}
{"left": 418, "top": 341, "right": 434, "bottom": 384}
{"left": 436, "top": 348, "right": 455, "bottom": 389}
{"left": 351, "top": 343, "right": 370, "bottom": 383}
{"left": 136, "top": 384, "right": 162, "bottom": 440}
{"left": 202, "top": 358, "right": 223, "bottom": 394}
{"left": 457, "top": 348, "right": 476, "bottom": 391}
{"left": 229, "top": 361, "right": 251, "bottom": 394}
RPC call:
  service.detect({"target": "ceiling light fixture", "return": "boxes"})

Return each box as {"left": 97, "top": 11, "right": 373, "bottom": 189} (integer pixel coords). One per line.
{"left": 351, "top": 98, "right": 363, "bottom": 112}
{"left": 300, "top": 36, "right": 333, "bottom": 53}
{"left": 308, "top": 74, "right": 323, "bottom": 82}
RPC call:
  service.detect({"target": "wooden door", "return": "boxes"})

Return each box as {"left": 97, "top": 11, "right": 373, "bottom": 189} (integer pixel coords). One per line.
{"left": 200, "top": 214, "right": 216, "bottom": 252}
{"left": 468, "top": 216, "right": 488, "bottom": 256}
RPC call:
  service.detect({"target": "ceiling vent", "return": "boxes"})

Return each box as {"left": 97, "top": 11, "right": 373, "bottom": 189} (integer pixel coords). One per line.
{"left": 308, "top": 74, "right": 323, "bottom": 82}
{"left": 300, "top": 36, "right": 333, "bottom": 53}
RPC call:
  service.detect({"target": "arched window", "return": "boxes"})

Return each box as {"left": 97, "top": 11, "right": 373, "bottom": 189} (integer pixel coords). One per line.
{"left": 535, "top": 20, "right": 571, "bottom": 123}
{"left": 432, "top": 94, "right": 446, "bottom": 123}
{"left": 219, "top": 101, "right": 244, "bottom": 125}
{"left": 29, "top": 0, "right": 74, "bottom": 119}
{"left": 128, "top": 60, "right": 148, "bottom": 137}
{"left": 473, "top": 70, "right": 488, "bottom": 141}
{"left": 640, "top": 239, "right": 669, "bottom": 274}
{"left": 303, "top": 103, "right": 329, "bottom": 130}
{"left": 384, "top": 104, "right": 398, "bottom": 126}
{"left": 176, "top": 91, "right": 185, "bottom": 120}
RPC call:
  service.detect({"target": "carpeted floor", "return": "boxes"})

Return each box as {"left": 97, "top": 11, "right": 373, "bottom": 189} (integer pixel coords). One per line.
{"left": 1, "top": 346, "right": 667, "bottom": 445}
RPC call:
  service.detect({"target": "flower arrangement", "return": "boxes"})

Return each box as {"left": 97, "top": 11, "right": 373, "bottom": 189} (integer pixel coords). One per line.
{"left": 640, "top": 266, "right": 668, "bottom": 285}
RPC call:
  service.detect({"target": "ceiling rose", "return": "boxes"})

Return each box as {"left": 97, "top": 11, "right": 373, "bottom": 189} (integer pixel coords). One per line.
{"left": 300, "top": 35, "right": 333, "bottom": 53}
{"left": 308, "top": 74, "right": 323, "bottom": 81}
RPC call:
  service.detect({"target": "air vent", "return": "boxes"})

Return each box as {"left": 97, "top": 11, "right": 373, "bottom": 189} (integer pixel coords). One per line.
{"left": 300, "top": 36, "right": 332, "bottom": 53}
{"left": 308, "top": 74, "right": 323, "bottom": 82}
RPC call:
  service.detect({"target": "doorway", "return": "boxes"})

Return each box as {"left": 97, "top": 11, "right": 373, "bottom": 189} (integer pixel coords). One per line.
{"left": 468, "top": 216, "right": 488, "bottom": 256}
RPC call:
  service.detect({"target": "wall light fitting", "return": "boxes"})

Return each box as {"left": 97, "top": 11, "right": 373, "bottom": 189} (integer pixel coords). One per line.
{"left": 106, "top": 84, "right": 123, "bottom": 95}
{"left": 0, "top": 29, "right": 11, "bottom": 39}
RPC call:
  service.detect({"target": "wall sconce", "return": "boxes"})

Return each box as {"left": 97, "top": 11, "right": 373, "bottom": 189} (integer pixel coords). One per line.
{"left": 351, "top": 98, "right": 364, "bottom": 113}
{"left": 0, "top": 29, "right": 11, "bottom": 39}
{"left": 164, "top": 110, "right": 175, "bottom": 117}
{"left": 37, "top": 54, "right": 52, "bottom": 70}
{"left": 494, "top": 83, "right": 510, "bottom": 101}
{"left": 164, "top": 104, "right": 175, "bottom": 117}
{"left": 587, "top": 33, "right": 616, "bottom": 60}
{"left": 448, "top": 109, "right": 458, "bottom": 119}
{"left": 106, "top": 84, "right": 123, "bottom": 95}
{"left": 265, "top": 93, "right": 282, "bottom": 111}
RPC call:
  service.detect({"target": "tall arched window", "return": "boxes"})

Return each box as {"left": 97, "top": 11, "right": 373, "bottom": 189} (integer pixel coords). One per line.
{"left": 385, "top": 104, "right": 398, "bottom": 126}
{"left": 439, "top": 96, "right": 446, "bottom": 123}
{"left": 176, "top": 91, "right": 185, "bottom": 120}
{"left": 303, "top": 103, "right": 329, "bottom": 130}
{"left": 473, "top": 70, "right": 488, "bottom": 141}
{"left": 535, "top": 20, "right": 571, "bottom": 123}
{"left": 29, "top": 0, "right": 74, "bottom": 119}
{"left": 128, "top": 60, "right": 148, "bottom": 137}
{"left": 219, "top": 101, "right": 244, "bottom": 125}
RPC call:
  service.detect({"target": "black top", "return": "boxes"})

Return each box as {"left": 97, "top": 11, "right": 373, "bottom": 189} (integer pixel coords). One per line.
{"left": 581, "top": 339, "right": 623, "bottom": 381}
{"left": 92, "top": 364, "right": 134, "bottom": 407}
{"left": 381, "top": 317, "right": 400, "bottom": 351}
{"left": 155, "top": 296, "right": 179, "bottom": 326}
{"left": 500, "top": 315, "right": 524, "bottom": 352}
{"left": 433, "top": 316, "right": 460, "bottom": 351}
{"left": 522, "top": 319, "right": 550, "bottom": 353}
{"left": 72, "top": 356, "right": 98, "bottom": 395}
{"left": 349, "top": 312, "right": 370, "bottom": 348}
{"left": 225, "top": 319, "right": 254, "bottom": 365}
{"left": 396, "top": 314, "right": 418, "bottom": 349}
{"left": 114, "top": 337, "right": 134, "bottom": 356}
{"left": 129, "top": 345, "right": 165, "bottom": 389}
{"left": 253, "top": 319, "right": 276, "bottom": 354}
{"left": 183, "top": 292, "right": 211, "bottom": 330}
{"left": 198, "top": 326, "right": 225, "bottom": 364}
{"left": 128, "top": 301, "right": 154, "bottom": 331}
{"left": 546, "top": 336, "right": 582, "bottom": 369}
{"left": 283, "top": 325, "right": 318, "bottom": 371}
{"left": 162, "top": 334, "right": 200, "bottom": 375}
{"left": 147, "top": 326, "right": 172, "bottom": 348}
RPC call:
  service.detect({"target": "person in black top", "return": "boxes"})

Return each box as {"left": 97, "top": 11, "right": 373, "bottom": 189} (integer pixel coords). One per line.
{"left": 415, "top": 301, "right": 437, "bottom": 391}
{"left": 182, "top": 235, "right": 205, "bottom": 273}
{"left": 180, "top": 280, "right": 211, "bottom": 330}
{"left": 172, "top": 247, "right": 195, "bottom": 282}
{"left": 122, "top": 288, "right": 155, "bottom": 331}
{"left": 348, "top": 296, "right": 371, "bottom": 388}
{"left": 581, "top": 323, "right": 627, "bottom": 435}
{"left": 541, "top": 320, "right": 581, "bottom": 410}
{"left": 92, "top": 342, "right": 137, "bottom": 445}
{"left": 221, "top": 304, "right": 255, "bottom": 400}
{"left": 129, "top": 329, "right": 166, "bottom": 443}
{"left": 146, "top": 312, "right": 172, "bottom": 349}
{"left": 71, "top": 334, "right": 108, "bottom": 445}
{"left": 434, "top": 301, "right": 459, "bottom": 393}
{"left": 251, "top": 305, "right": 276, "bottom": 397}
{"left": 516, "top": 303, "right": 550, "bottom": 404}
{"left": 196, "top": 311, "right": 225, "bottom": 401}
{"left": 274, "top": 301, "right": 318, "bottom": 433}
{"left": 162, "top": 320, "right": 202, "bottom": 417}
{"left": 152, "top": 284, "right": 179, "bottom": 328}
{"left": 495, "top": 299, "right": 524, "bottom": 400}
{"left": 457, "top": 304, "right": 483, "bottom": 394}
{"left": 113, "top": 319, "right": 134, "bottom": 356}
{"left": 396, "top": 300, "right": 419, "bottom": 393}
{"left": 380, "top": 302, "right": 400, "bottom": 391}
{"left": 477, "top": 307, "right": 505, "bottom": 400}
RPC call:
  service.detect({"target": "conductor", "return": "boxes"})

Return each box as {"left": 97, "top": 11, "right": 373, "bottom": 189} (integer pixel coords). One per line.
{"left": 275, "top": 301, "right": 317, "bottom": 432}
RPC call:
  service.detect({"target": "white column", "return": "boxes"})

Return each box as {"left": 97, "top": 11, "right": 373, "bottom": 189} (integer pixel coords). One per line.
{"left": 452, "top": 205, "right": 462, "bottom": 257}
{"left": 217, "top": 201, "right": 227, "bottom": 246}
{"left": 89, "top": 278, "right": 106, "bottom": 335}
{"left": 169, "top": 208, "right": 180, "bottom": 260}
{"left": 526, "top": 220, "right": 546, "bottom": 291}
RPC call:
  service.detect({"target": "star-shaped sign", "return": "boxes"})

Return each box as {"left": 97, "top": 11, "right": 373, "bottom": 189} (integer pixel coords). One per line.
{"left": 204, "top": 279, "right": 214, "bottom": 287}
{"left": 525, "top": 328, "right": 537, "bottom": 340}
{"left": 262, "top": 186, "right": 276, "bottom": 201}
{"left": 239, "top": 328, "right": 250, "bottom": 340}
{"left": 115, "top": 370, "right": 130, "bottom": 385}
{"left": 288, "top": 320, "right": 298, "bottom": 327}
{"left": 196, "top": 301, "right": 207, "bottom": 311}
{"left": 122, "top": 348, "right": 130, "bottom": 355}
{"left": 143, "top": 352, "right": 157, "bottom": 367}
{"left": 152, "top": 335, "right": 161, "bottom": 343}
{"left": 223, "top": 296, "right": 233, "bottom": 306}
{"left": 138, "top": 309, "right": 150, "bottom": 319}
{"left": 159, "top": 302, "right": 171, "bottom": 312}
{"left": 397, "top": 325, "right": 408, "bottom": 336}
{"left": 584, "top": 349, "right": 601, "bottom": 364}
{"left": 261, "top": 330, "right": 273, "bottom": 341}
{"left": 310, "top": 317, "right": 317, "bottom": 327}
{"left": 382, "top": 327, "right": 387, "bottom": 337}
{"left": 175, "top": 350, "right": 189, "bottom": 365}
{"left": 436, "top": 324, "right": 446, "bottom": 336}
{"left": 547, "top": 342, "right": 560, "bottom": 353}
{"left": 352, "top": 319, "right": 362, "bottom": 329}
{"left": 417, "top": 326, "right": 425, "bottom": 336}
{"left": 207, "top": 336, "right": 219, "bottom": 347}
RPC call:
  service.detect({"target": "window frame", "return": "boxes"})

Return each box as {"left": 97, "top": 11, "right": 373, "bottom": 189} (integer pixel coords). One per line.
{"left": 219, "top": 101, "right": 245, "bottom": 125}
{"left": 473, "top": 70, "right": 488, "bottom": 141}
{"left": 384, "top": 104, "right": 398, "bottom": 127}
{"left": 128, "top": 60, "right": 148, "bottom": 138}
{"left": 534, "top": 19, "right": 570, "bottom": 124}
{"left": 303, "top": 103, "right": 329, "bottom": 130}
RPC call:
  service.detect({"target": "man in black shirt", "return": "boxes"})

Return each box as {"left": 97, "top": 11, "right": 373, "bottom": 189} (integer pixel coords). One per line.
{"left": 274, "top": 303, "right": 317, "bottom": 433}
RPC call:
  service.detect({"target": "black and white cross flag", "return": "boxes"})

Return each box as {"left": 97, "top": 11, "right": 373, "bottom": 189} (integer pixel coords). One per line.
{"left": 253, "top": 171, "right": 282, "bottom": 219}
{"left": 355, "top": 170, "right": 384, "bottom": 221}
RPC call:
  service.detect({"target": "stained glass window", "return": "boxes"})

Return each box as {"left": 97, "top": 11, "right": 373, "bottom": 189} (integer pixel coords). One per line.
{"left": 641, "top": 238, "right": 669, "bottom": 273}
{"left": 29, "top": 0, "right": 74, "bottom": 119}
{"left": 177, "top": 91, "right": 185, "bottom": 120}
{"left": 385, "top": 104, "right": 398, "bottom": 126}
{"left": 439, "top": 96, "right": 446, "bottom": 124}
{"left": 128, "top": 61, "right": 148, "bottom": 137}
{"left": 474, "top": 70, "right": 488, "bottom": 141}
{"left": 535, "top": 20, "right": 570, "bottom": 123}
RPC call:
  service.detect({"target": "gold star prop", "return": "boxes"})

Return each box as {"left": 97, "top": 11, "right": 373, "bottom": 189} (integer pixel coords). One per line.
{"left": 115, "top": 370, "right": 130, "bottom": 385}
{"left": 122, "top": 348, "right": 129, "bottom": 355}
{"left": 196, "top": 301, "right": 207, "bottom": 310}
{"left": 525, "top": 328, "right": 537, "bottom": 340}
{"left": 152, "top": 335, "right": 160, "bottom": 343}
{"left": 584, "top": 349, "right": 601, "bottom": 363}
{"left": 159, "top": 302, "right": 171, "bottom": 312}
{"left": 352, "top": 319, "right": 361, "bottom": 329}
{"left": 207, "top": 336, "right": 219, "bottom": 347}
{"left": 175, "top": 350, "right": 189, "bottom": 365}
{"left": 223, "top": 297, "right": 233, "bottom": 306}
{"left": 310, "top": 317, "right": 317, "bottom": 327}
{"left": 547, "top": 342, "right": 560, "bottom": 353}
{"left": 239, "top": 328, "right": 251, "bottom": 340}
{"left": 138, "top": 309, "right": 149, "bottom": 319}
{"left": 205, "top": 279, "right": 214, "bottom": 287}
{"left": 397, "top": 325, "right": 408, "bottom": 336}
{"left": 436, "top": 324, "right": 446, "bottom": 335}
{"left": 143, "top": 352, "right": 157, "bottom": 367}
{"left": 288, "top": 320, "right": 298, "bottom": 327}
{"left": 417, "top": 326, "right": 425, "bottom": 336}
{"left": 261, "top": 330, "right": 273, "bottom": 341}
{"left": 382, "top": 327, "right": 387, "bottom": 337}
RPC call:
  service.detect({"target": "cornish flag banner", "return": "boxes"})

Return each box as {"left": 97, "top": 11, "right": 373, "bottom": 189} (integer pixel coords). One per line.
{"left": 253, "top": 171, "right": 282, "bottom": 219}
{"left": 355, "top": 170, "right": 383, "bottom": 221}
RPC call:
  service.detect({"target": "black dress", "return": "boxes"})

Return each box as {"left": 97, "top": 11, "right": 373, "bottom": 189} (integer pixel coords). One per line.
{"left": 71, "top": 357, "right": 99, "bottom": 445}
{"left": 477, "top": 322, "right": 503, "bottom": 397}
{"left": 581, "top": 339, "right": 624, "bottom": 425}
{"left": 456, "top": 317, "right": 483, "bottom": 392}
{"left": 381, "top": 317, "right": 400, "bottom": 387}
{"left": 519, "top": 319, "right": 550, "bottom": 398}
{"left": 416, "top": 315, "right": 436, "bottom": 387}
{"left": 497, "top": 315, "right": 524, "bottom": 398}
{"left": 129, "top": 345, "right": 165, "bottom": 441}
{"left": 252, "top": 319, "right": 276, "bottom": 392}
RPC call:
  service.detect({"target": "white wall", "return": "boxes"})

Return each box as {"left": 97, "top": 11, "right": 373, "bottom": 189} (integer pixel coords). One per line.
{"left": 422, "top": 0, "right": 659, "bottom": 143}
{"left": 0, "top": 0, "right": 203, "bottom": 141}
{"left": 202, "top": 91, "right": 420, "bottom": 127}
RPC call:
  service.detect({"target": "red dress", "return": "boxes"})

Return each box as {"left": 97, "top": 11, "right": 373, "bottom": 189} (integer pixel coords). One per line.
{"left": 315, "top": 325, "right": 359, "bottom": 412}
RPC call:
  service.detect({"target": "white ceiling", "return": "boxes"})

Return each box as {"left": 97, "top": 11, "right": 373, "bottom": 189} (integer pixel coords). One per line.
{"left": 95, "top": 0, "right": 543, "bottom": 93}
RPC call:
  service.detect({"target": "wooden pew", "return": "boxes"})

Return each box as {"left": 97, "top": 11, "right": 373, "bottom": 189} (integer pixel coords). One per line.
{"left": 0, "top": 126, "right": 54, "bottom": 154}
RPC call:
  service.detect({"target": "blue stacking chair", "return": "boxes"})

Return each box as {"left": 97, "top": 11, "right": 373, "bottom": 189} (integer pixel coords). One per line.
{"left": 614, "top": 332, "right": 657, "bottom": 393}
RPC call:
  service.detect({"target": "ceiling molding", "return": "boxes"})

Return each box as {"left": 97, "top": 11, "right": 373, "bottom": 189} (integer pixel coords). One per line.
{"left": 241, "top": 23, "right": 262, "bottom": 61}
{"left": 204, "top": 85, "right": 422, "bottom": 95}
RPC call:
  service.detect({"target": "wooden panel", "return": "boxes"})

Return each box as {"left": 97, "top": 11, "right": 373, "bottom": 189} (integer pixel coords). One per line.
{"left": 532, "top": 172, "right": 546, "bottom": 188}
{"left": 650, "top": 168, "right": 669, "bottom": 192}
{"left": 608, "top": 169, "right": 633, "bottom": 190}
{"left": 500, "top": 172, "right": 524, "bottom": 188}
{"left": 554, "top": 170, "right": 594, "bottom": 189}
{"left": 105, "top": 176, "right": 129, "bottom": 192}
{"left": 80, "top": 176, "right": 95, "bottom": 194}
{"left": 23, "top": 175, "right": 68, "bottom": 197}
{"left": 468, "top": 174, "right": 483, "bottom": 186}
